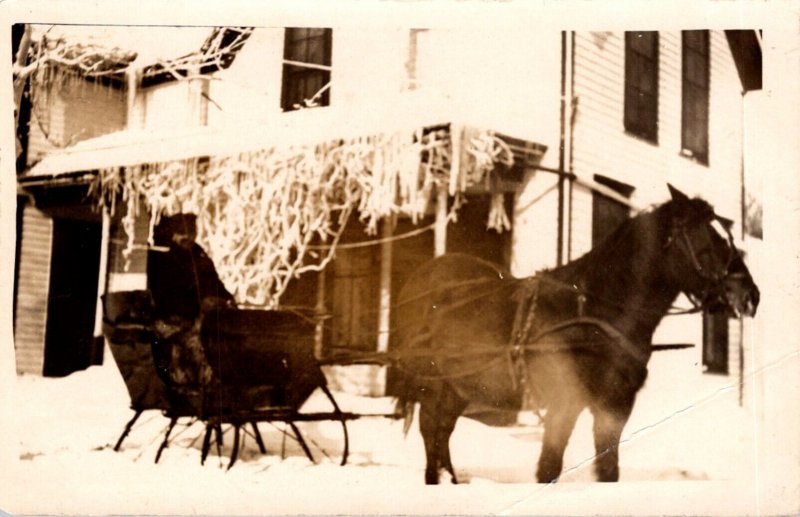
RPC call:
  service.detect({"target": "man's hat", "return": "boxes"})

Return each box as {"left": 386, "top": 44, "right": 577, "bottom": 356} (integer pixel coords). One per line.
{"left": 153, "top": 213, "right": 197, "bottom": 245}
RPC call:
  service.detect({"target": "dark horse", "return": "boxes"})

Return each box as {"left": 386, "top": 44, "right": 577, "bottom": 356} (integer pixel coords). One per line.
{"left": 394, "top": 185, "right": 759, "bottom": 484}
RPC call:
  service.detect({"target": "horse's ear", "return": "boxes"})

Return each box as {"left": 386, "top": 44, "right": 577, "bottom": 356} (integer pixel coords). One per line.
{"left": 668, "top": 183, "right": 690, "bottom": 204}
{"left": 716, "top": 214, "right": 734, "bottom": 231}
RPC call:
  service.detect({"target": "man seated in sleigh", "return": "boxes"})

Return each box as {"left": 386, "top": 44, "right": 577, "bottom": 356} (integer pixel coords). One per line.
{"left": 147, "top": 213, "right": 236, "bottom": 399}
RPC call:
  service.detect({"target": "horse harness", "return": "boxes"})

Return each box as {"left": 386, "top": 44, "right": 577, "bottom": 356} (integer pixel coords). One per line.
{"left": 396, "top": 213, "right": 738, "bottom": 393}
{"left": 504, "top": 215, "right": 738, "bottom": 406}
{"left": 507, "top": 276, "right": 647, "bottom": 410}
{"left": 664, "top": 213, "right": 740, "bottom": 311}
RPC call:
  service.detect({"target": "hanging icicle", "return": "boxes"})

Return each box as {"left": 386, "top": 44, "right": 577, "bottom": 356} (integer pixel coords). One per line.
{"left": 90, "top": 125, "right": 515, "bottom": 307}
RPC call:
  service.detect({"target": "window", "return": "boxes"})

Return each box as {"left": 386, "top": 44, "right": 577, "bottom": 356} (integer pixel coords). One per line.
{"left": 624, "top": 31, "right": 659, "bottom": 143}
{"left": 592, "top": 176, "right": 634, "bottom": 246}
{"left": 682, "top": 30, "right": 710, "bottom": 164}
{"left": 405, "top": 28, "right": 429, "bottom": 90}
{"left": 703, "top": 310, "right": 729, "bottom": 374}
{"left": 281, "top": 28, "right": 332, "bottom": 111}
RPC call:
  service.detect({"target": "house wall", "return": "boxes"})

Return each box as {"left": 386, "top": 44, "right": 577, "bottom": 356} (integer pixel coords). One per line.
{"left": 197, "top": 28, "right": 743, "bottom": 284}
{"left": 26, "top": 97, "right": 65, "bottom": 165}
{"left": 204, "top": 28, "right": 562, "bottom": 152}
{"left": 139, "top": 27, "right": 564, "bottom": 278}
{"left": 81, "top": 28, "right": 755, "bottom": 396}
{"left": 16, "top": 79, "right": 125, "bottom": 375}
{"left": 26, "top": 79, "right": 126, "bottom": 167}
{"left": 135, "top": 80, "right": 197, "bottom": 129}
{"left": 14, "top": 203, "right": 52, "bottom": 374}
{"left": 106, "top": 202, "right": 150, "bottom": 293}
{"left": 565, "top": 30, "right": 752, "bottom": 391}
{"left": 413, "top": 29, "right": 564, "bottom": 277}
{"left": 569, "top": 30, "right": 745, "bottom": 257}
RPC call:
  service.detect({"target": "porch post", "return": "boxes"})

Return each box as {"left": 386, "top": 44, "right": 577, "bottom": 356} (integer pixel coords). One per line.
{"left": 93, "top": 208, "right": 111, "bottom": 364}
{"left": 434, "top": 186, "right": 448, "bottom": 256}
{"left": 374, "top": 216, "right": 394, "bottom": 395}
{"left": 313, "top": 269, "right": 326, "bottom": 360}
{"left": 377, "top": 216, "right": 394, "bottom": 354}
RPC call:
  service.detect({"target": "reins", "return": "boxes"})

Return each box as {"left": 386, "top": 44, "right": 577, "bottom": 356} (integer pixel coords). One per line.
{"left": 324, "top": 316, "right": 649, "bottom": 384}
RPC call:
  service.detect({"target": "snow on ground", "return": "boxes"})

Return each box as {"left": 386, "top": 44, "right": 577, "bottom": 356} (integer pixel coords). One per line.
{"left": 0, "top": 356, "right": 777, "bottom": 515}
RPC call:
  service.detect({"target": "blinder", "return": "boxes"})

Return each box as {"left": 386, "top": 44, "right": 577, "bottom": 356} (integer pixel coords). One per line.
{"left": 665, "top": 212, "right": 740, "bottom": 310}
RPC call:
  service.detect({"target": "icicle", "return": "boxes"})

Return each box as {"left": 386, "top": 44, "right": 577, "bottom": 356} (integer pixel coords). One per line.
{"left": 86, "top": 124, "right": 515, "bottom": 306}
{"left": 487, "top": 193, "right": 511, "bottom": 233}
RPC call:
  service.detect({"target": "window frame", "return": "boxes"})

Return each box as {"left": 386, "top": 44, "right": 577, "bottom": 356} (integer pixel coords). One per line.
{"left": 681, "top": 30, "right": 711, "bottom": 165}
{"left": 624, "top": 31, "right": 660, "bottom": 144}
{"left": 281, "top": 28, "right": 333, "bottom": 112}
{"left": 591, "top": 175, "right": 634, "bottom": 247}
{"left": 702, "top": 309, "right": 729, "bottom": 374}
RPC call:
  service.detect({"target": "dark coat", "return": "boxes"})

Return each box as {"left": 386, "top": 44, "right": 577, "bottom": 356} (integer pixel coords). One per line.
{"left": 147, "top": 242, "right": 234, "bottom": 322}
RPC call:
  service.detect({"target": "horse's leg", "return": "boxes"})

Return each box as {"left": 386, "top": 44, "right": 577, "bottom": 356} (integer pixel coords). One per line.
{"left": 536, "top": 402, "right": 583, "bottom": 483}
{"left": 418, "top": 393, "right": 442, "bottom": 485}
{"left": 435, "top": 386, "right": 468, "bottom": 484}
{"left": 417, "top": 382, "right": 466, "bottom": 485}
{"left": 590, "top": 399, "right": 634, "bottom": 482}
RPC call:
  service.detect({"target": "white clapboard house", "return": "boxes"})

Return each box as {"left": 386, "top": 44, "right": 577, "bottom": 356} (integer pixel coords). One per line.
{"left": 15, "top": 27, "right": 761, "bottom": 407}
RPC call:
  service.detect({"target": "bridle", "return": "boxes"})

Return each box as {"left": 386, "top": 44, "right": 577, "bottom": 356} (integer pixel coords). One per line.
{"left": 665, "top": 213, "right": 740, "bottom": 311}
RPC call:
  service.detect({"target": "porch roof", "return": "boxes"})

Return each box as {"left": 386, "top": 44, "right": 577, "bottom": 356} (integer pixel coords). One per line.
{"left": 21, "top": 99, "right": 462, "bottom": 182}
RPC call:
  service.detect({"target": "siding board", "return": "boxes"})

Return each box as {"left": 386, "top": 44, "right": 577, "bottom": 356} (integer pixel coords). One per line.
{"left": 14, "top": 205, "right": 52, "bottom": 375}
{"left": 570, "top": 29, "right": 749, "bottom": 381}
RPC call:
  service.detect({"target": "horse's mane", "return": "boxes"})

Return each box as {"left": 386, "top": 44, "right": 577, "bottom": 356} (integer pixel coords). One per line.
{"left": 537, "top": 195, "right": 715, "bottom": 305}
{"left": 547, "top": 202, "right": 669, "bottom": 285}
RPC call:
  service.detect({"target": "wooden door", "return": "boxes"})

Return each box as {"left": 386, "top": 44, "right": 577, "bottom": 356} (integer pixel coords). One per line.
{"left": 43, "top": 218, "right": 103, "bottom": 376}
{"left": 327, "top": 242, "right": 381, "bottom": 352}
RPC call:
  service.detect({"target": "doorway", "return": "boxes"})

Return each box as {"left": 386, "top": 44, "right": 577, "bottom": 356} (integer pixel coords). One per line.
{"left": 43, "top": 217, "right": 103, "bottom": 377}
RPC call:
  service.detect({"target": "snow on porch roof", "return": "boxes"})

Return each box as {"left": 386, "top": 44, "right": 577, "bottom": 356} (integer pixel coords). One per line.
{"left": 22, "top": 100, "right": 517, "bottom": 180}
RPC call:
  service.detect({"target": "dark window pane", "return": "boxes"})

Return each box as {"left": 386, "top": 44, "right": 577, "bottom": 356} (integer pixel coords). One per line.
{"left": 297, "top": 38, "right": 310, "bottom": 61}
{"left": 307, "top": 37, "right": 324, "bottom": 64}
{"left": 282, "top": 28, "right": 332, "bottom": 111}
{"left": 632, "top": 56, "right": 657, "bottom": 94}
{"left": 627, "top": 31, "right": 657, "bottom": 57}
{"left": 624, "top": 31, "right": 659, "bottom": 142}
{"left": 689, "top": 87, "right": 709, "bottom": 118}
{"left": 297, "top": 75, "right": 308, "bottom": 102}
{"left": 703, "top": 310, "right": 729, "bottom": 374}
{"left": 683, "top": 30, "right": 708, "bottom": 52}
{"left": 685, "top": 51, "right": 708, "bottom": 86}
{"left": 682, "top": 31, "right": 710, "bottom": 163}
{"left": 592, "top": 176, "right": 633, "bottom": 246}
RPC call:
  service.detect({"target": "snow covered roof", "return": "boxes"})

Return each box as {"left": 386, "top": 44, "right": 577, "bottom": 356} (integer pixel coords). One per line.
{"left": 26, "top": 25, "right": 252, "bottom": 88}
{"left": 21, "top": 126, "right": 219, "bottom": 181}
{"left": 31, "top": 25, "right": 213, "bottom": 66}
{"left": 21, "top": 98, "right": 465, "bottom": 181}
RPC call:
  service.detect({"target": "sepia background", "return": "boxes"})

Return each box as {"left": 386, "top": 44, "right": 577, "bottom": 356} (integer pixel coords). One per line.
{"left": 0, "top": 1, "right": 798, "bottom": 515}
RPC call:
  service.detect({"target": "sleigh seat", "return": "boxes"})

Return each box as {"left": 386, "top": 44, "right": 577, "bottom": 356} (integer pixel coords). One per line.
{"left": 102, "top": 290, "right": 346, "bottom": 467}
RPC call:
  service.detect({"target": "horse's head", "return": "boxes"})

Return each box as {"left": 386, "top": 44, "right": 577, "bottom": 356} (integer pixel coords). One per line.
{"left": 663, "top": 184, "right": 759, "bottom": 317}
{"left": 717, "top": 253, "right": 760, "bottom": 317}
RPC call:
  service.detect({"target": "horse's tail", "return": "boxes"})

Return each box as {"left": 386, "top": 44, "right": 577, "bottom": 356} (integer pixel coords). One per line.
{"left": 395, "top": 396, "right": 416, "bottom": 437}
{"left": 392, "top": 368, "right": 417, "bottom": 436}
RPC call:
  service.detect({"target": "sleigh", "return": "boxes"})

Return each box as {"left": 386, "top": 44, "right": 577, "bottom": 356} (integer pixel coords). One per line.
{"left": 102, "top": 290, "right": 353, "bottom": 468}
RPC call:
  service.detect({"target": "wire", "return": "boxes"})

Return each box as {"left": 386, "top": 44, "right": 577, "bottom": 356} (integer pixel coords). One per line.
{"left": 308, "top": 222, "right": 435, "bottom": 250}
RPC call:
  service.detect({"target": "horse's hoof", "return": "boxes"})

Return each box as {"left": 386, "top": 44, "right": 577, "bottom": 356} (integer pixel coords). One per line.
{"left": 536, "top": 472, "right": 560, "bottom": 484}
{"left": 596, "top": 471, "right": 620, "bottom": 482}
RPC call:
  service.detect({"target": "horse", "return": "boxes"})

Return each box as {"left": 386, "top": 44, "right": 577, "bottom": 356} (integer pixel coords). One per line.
{"left": 393, "top": 185, "right": 760, "bottom": 485}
